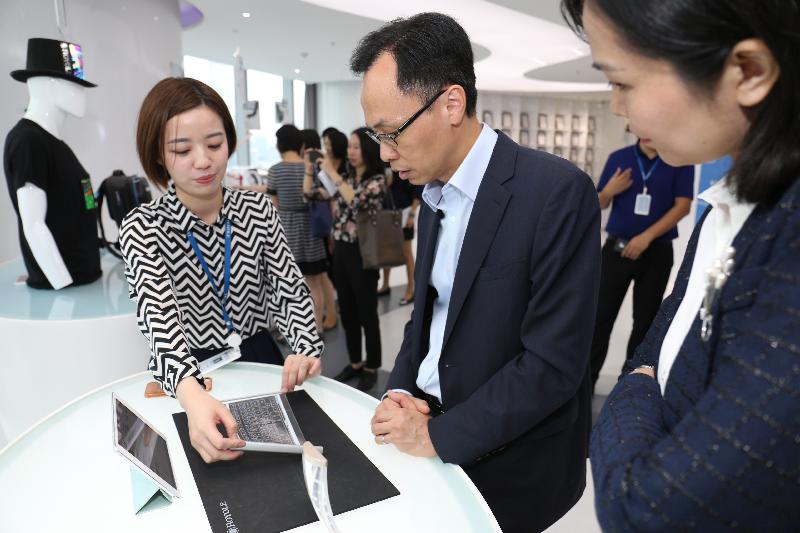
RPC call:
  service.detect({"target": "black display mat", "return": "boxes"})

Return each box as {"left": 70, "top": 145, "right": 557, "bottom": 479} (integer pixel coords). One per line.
{"left": 173, "top": 390, "right": 399, "bottom": 532}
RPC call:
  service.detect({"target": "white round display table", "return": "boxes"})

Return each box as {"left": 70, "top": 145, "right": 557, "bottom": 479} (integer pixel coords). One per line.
{"left": 0, "top": 252, "right": 150, "bottom": 445}
{"left": 0, "top": 363, "right": 500, "bottom": 532}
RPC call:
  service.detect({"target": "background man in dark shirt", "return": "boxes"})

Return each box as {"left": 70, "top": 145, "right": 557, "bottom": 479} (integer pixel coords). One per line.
{"left": 590, "top": 139, "right": 693, "bottom": 387}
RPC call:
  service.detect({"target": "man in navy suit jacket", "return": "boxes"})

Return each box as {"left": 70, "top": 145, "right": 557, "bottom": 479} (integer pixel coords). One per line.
{"left": 351, "top": 14, "right": 600, "bottom": 532}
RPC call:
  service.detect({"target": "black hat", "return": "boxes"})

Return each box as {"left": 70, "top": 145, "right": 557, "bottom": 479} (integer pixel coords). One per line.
{"left": 10, "top": 38, "right": 97, "bottom": 88}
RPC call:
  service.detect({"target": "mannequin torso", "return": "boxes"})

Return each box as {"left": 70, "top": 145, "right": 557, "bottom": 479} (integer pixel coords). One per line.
{"left": 5, "top": 76, "right": 100, "bottom": 289}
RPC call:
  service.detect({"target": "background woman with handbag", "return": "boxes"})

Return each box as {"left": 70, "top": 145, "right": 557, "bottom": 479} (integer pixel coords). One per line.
{"left": 266, "top": 125, "right": 329, "bottom": 333}
{"left": 308, "top": 127, "right": 387, "bottom": 391}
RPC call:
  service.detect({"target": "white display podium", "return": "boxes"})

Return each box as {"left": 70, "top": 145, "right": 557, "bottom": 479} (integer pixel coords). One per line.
{"left": 0, "top": 252, "right": 149, "bottom": 446}
{"left": 0, "top": 364, "right": 500, "bottom": 532}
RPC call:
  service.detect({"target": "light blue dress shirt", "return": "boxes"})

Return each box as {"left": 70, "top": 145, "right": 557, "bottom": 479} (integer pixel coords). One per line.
{"left": 413, "top": 124, "right": 498, "bottom": 401}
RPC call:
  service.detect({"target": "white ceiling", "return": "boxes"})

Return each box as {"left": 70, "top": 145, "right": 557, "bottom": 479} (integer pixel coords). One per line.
{"left": 182, "top": 0, "right": 610, "bottom": 93}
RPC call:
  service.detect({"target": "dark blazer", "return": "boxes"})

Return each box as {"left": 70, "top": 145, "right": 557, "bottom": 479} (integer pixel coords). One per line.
{"left": 387, "top": 132, "right": 601, "bottom": 533}
{"left": 591, "top": 177, "right": 800, "bottom": 531}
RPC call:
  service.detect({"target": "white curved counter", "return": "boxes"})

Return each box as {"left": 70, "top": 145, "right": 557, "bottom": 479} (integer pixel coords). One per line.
{"left": 0, "top": 252, "right": 149, "bottom": 445}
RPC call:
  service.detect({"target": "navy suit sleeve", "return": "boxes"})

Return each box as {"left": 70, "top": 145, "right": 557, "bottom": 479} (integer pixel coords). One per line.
{"left": 591, "top": 215, "right": 800, "bottom": 531}
{"left": 385, "top": 318, "right": 417, "bottom": 392}
{"left": 624, "top": 205, "right": 711, "bottom": 374}
{"left": 428, "top": 171, "right": 601, "bottom": 464}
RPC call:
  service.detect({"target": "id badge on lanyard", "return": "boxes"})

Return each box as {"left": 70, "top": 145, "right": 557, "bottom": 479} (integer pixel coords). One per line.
{"left": 634, "top": 191, "right": 652, "bottom": 216}
{"left": 187, "top": 219, "right": 242, "bottom": 350}
{"left": 198, "top": 346, "right": 242, "bottom": 374}
{"left": 634, "top": 147, "right": 660, "bottom": 217}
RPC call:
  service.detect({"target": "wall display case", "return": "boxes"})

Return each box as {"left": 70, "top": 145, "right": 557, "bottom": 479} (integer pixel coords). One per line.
{"left": 476, "top": 94, "right": 618, "bottom": 184}
{"left": 536, "top": 131, "right": 547, "bottom": 146}
{"left": 501, "top": 111, "right": 513, "bottom": 129}
{"left": 537, "top": 113, "right": 548, "bottom": 129}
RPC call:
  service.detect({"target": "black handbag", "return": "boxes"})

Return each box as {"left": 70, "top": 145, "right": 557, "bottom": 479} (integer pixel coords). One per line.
{"left": 308, "top": 200, "right": 333, "bottom": 238}
{"left": 356, "top": 186, "right": 405, "bottom": 269}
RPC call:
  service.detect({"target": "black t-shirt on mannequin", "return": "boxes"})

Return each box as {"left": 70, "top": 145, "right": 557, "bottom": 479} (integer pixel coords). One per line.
{"left": 3, "top": 118, "right": 101, "bottom": 289}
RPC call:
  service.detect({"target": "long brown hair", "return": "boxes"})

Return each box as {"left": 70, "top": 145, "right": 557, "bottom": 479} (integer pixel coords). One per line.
{"left": 136, "top": 77, "right": 237, "bottom": 188}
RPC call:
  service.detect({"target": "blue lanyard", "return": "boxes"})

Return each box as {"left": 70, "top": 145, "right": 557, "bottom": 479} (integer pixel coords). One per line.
{"left": 634, "top": 146, "right": 661, "bottom": 191}
{"left": 186, "top": 219, "right": 234, "bottom": 333}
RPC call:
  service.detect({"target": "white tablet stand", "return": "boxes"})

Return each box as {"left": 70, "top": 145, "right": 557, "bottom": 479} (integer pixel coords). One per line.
{"left": 130, "top": 465, "right": 173, "bottom": 514}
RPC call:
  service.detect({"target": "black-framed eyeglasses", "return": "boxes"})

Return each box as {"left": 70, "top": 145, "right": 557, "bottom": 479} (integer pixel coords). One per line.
{"left": 366, "top": 89, "right": 446, "bottom": 148}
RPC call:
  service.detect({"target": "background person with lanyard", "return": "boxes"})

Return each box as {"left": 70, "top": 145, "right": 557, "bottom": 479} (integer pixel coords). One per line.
{"left": 120, "top": 77, "right": 323, "bottom": 463}
{"left": 589, "top": 137, "right": 693, "bottom": 389}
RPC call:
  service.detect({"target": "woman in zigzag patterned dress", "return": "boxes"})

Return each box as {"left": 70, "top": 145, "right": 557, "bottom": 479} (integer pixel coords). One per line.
{"left": 118, "top": 77, "right": 324, "bottom": 464}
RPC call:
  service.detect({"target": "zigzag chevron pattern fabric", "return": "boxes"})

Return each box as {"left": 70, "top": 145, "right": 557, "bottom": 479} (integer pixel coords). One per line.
{"left": 119, "top": 185, "right": 323, "bottom": 397}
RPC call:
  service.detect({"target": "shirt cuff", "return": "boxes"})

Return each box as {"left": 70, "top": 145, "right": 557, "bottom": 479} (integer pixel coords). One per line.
{"left": 164, "top": 356, "right": 203, "bottom": 397}
{"left": 380, "top": 388, "right": 414, "bottom": 401}
{"left": 294, "top": 343, "right": 323, "bottom": 358}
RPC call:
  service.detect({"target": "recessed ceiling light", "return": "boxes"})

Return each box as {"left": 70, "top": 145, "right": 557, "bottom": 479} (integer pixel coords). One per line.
{"left": 304, "top": 1, "right": 610, "bottom": 93}
{"left": 242, "top": 12, "right": 251, "bottom": 18}
{"left": 294, "top": 69, "right": 301, "bottom": 74}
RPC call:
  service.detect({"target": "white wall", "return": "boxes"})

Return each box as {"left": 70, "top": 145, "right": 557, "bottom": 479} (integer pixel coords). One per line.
{"left": 315, "top": 80, "right": 364, "bottom": 135}
{"left": 476, "top": 91, "right": 629, "bottom": 183}
{"left": 0, "top": 0, "right": 183, "bottom": 262}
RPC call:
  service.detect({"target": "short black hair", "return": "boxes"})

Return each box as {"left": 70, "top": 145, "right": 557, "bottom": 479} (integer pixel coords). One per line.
{"left": 326, "top": 130, "right": 348, "bottom": 162}
{"left": 350, "top": 12, "right": 477, "bottom": 116}
{"left": 275, "top": 124, "right": 303, "bottom": 154}
{"left": 351, "top": 127, "right": 386, "bottom": 179}
{"left": 321, "top": 127, "right": 340, "bottom": 139}
{"left": 300, "top": 128, "right": 321, "bottom": 150}
{"left": 561, "top": 0, "right": 800, "bottom": 205}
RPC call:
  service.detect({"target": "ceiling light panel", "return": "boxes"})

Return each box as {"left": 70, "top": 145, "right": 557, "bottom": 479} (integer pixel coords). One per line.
{"left": 301, "top": 0, "right": 609, "bottom": 92}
